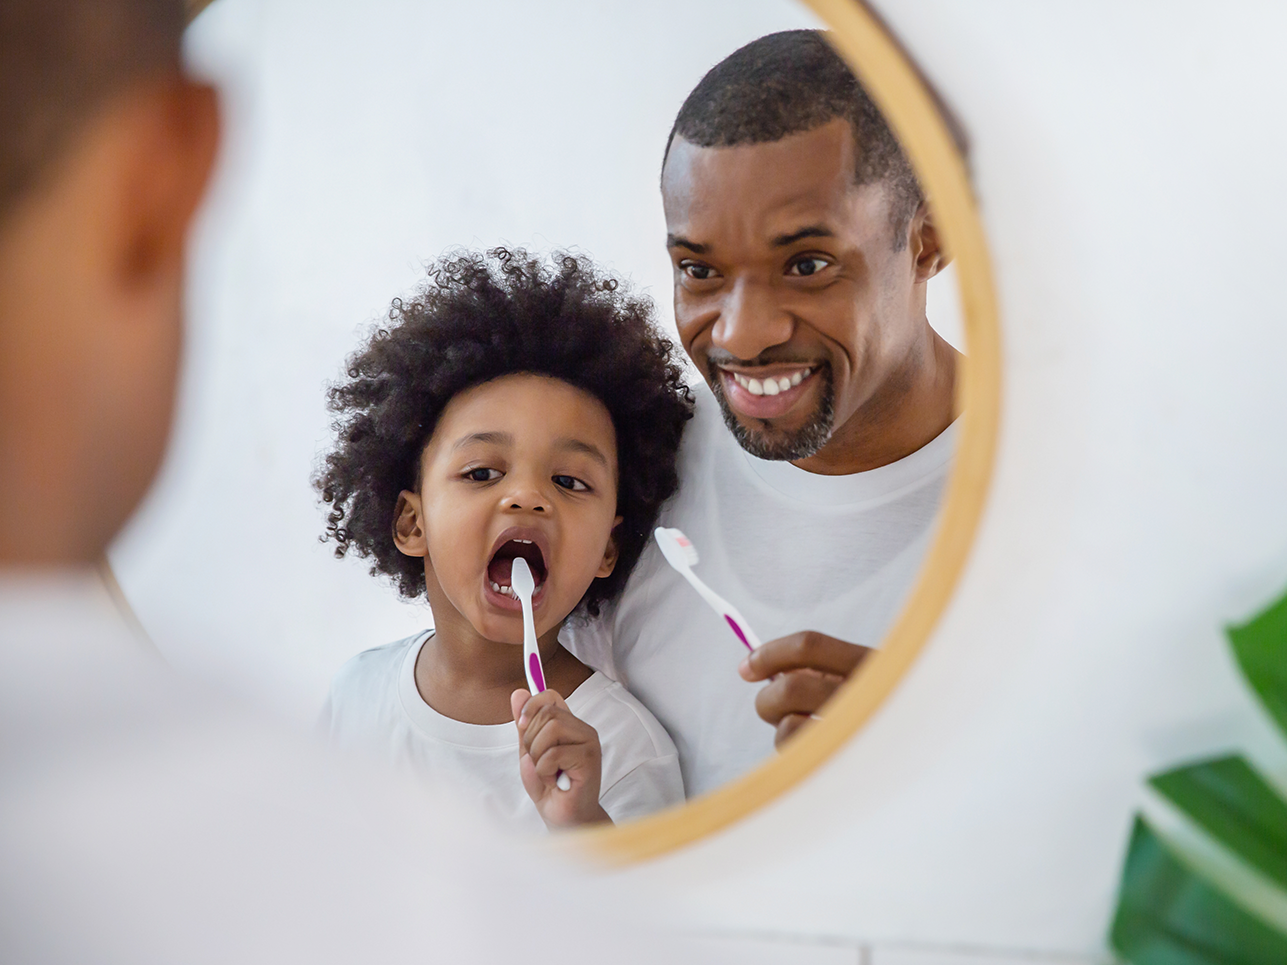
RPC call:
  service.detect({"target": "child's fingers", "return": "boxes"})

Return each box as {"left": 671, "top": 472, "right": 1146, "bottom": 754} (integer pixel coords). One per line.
{"left": 517, "top": 750, "right": 544, "bottom": 800}
{"left": 527, "top": 716, "right": 596, "bottom": 764}
{"left": 531, "top": 744, "right": 590, "bottom": 785}
{"left": 515, "top": 689, "right": 565, "bottom": 727}
{"left": 516, "top": 692, "right": 570, "bottom": 753}
{"left": 509, "top": 688, "right": 532, "bottom": 728}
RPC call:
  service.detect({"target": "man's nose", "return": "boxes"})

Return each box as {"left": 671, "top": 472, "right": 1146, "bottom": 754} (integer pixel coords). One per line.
{"left": 711, "top": 278, "right": 794, "bottom": 361}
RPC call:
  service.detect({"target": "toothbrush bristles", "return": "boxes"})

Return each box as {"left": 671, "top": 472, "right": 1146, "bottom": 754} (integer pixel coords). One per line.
{"left": 663, "top": 527, "right": 700, "bottom": 566}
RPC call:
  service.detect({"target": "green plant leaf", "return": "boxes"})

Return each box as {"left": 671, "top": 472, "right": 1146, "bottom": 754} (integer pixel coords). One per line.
{"left": 1150, "top": 756, "right": 1287, "bottom": 890}
{"left": 1111, "top": 817, "right": 1287, "bottom": 965}
{"left": 1228, "top": 586, "right": 1287, "bottom": 740}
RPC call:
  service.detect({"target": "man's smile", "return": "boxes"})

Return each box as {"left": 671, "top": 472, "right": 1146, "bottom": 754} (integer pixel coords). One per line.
{"left": 715, "top": 364, "right": 820, "bottom": 421}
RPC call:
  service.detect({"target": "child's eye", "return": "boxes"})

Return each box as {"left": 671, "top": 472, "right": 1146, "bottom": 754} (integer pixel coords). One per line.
{"left": 552, "top": 474, "right": 589, "bottom": 492}
{"left": 463, "top": 467, "right": 500, "bottom": 482}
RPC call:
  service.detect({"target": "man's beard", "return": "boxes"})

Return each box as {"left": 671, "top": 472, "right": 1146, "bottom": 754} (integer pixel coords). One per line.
{"left": 707, "top": 362, "right": 837, "bottom": 461}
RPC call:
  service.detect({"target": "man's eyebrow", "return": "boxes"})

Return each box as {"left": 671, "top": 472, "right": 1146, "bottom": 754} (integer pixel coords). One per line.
{"left": 772, "top": 225, "right": 835, "bottom": 247}
{"left": 557, "top": 437, "right": 610, "bottom": 468}
{"left": 452, "top": 431, "right": 513, "bottom": 451}
{"left": 666, "top": 233, "right": 709, "bottom": 255}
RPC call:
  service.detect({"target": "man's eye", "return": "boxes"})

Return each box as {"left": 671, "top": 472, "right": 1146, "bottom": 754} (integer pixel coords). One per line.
{"left": 463, "top": 467, "right": 500, "bottom": 482}
{"left": 553, "top": 475, "right": 589, "bottom": 492}
{"left": 789, "top": 257, "right": 828, "bottom": 277}
{"left": 681, "top": 262, "right": 717, "bottom": 281}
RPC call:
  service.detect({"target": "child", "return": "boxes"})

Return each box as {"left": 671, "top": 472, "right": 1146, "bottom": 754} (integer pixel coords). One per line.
{"left": 315, "top": 249, "right": 693, "bottom": 831}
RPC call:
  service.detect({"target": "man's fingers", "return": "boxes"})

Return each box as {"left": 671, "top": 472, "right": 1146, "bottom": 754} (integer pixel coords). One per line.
{"left": 774, "top": 713, "right": 814, "bottom": 748}
{"left": 740, "top": 631, "right": 872, "bottom": 682}
{"left": 754, "top": 670, "right": 842, "bottom": 727}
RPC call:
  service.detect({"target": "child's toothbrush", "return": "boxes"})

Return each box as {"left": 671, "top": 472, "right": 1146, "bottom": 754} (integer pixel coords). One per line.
{"left": 654, "top": 527, "right": 763, "bottom": 651}
{"left": 510, "top": 557, "right": 572, "bottom": 792}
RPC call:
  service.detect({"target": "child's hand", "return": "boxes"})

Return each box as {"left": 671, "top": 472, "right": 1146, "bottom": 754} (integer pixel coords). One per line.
{"left": 510, "top": 689, "right": 612, "bottom": 829}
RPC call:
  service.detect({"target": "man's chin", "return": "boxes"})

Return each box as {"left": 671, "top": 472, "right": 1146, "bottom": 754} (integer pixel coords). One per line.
{"left": 709, "top": 371, "right": 836, "bottom": 462}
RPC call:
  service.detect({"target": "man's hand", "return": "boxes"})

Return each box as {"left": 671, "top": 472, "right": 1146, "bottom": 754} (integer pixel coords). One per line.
{"left": 510, "top": 689, "right": 612, "bottom": 830}
{"left": 738, "top": 631, "right": 873, "bottom": 747}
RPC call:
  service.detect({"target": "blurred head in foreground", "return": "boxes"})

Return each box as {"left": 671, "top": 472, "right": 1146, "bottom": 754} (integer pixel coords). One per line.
{"left": 0, "top": 0, "right": 219, "bottom": 566}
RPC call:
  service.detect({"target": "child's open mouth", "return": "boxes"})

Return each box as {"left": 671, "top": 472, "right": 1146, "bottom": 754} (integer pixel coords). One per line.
{"left": 485, "top": 527, "right": 549, "bottom": 607}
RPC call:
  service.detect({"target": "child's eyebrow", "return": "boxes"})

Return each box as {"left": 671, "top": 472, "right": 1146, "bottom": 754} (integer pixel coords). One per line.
{"left": 452, "top": 431, "right": 512, "bottom": 451}
{"left": 556, "top": 438, "right": 610, "bottom": 468}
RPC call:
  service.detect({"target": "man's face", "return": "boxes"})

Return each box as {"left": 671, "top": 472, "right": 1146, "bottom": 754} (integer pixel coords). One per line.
{"left": 0, "top": 78, "right": 219, "bottom": 563}
{"left": 661, "top": 118, "right": 927, "bottom": 464}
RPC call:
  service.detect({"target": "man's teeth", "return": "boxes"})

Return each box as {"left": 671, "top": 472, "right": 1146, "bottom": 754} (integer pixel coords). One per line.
{"left": 729, "top": 368, "right": 811, "bottom": 397}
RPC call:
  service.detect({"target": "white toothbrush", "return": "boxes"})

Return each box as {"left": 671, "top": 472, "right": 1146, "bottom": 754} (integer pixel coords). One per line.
{"left": 510, "top": 557, "right": 572, "bottom": 792}
{"left": 654, "top": 527, "right": 763, "bottom": 651}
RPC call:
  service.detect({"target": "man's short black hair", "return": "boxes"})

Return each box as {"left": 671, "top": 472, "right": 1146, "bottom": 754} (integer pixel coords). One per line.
{"left": 0, "top": 0, "right": 185, "bottom": 219}
{"left": 665, "top": 29, "right": 922, "bottom": 247}
{"left": 315, "top": 248, "right": 694, "bottom": 618}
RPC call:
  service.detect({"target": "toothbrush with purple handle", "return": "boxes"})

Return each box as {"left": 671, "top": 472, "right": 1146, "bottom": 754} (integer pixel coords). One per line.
{"left": 654, "top": 527, "right": 763, "bottom": 651}
{"left": 510, "top": 557, "right": 573, "bottom": 792}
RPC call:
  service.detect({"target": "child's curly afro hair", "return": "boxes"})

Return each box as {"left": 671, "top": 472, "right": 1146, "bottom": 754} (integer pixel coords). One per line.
{"left": 315, "top": 247, "right": 694, "bottom": 618}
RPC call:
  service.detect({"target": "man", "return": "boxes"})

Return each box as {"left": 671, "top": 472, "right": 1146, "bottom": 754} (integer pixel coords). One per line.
{"left": 0, "top": 3, "right": 670, "bottom": 960}
{"left": 567, "top": 30, "right": 959, "bottom": 796}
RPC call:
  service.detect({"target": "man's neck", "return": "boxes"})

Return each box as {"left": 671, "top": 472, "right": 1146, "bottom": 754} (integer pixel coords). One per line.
{"left": 792, "top": 329, "right": 959, "bottom": 476}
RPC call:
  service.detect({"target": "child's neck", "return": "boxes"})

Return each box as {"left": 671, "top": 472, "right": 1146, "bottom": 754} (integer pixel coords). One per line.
{"left": 414, "top": 609, "right": 592, "bottom": 726}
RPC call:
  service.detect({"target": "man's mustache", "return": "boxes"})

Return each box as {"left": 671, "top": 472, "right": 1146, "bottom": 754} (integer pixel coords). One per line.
{"left": 704, "top": 349, "right": 823, "bottom": 368}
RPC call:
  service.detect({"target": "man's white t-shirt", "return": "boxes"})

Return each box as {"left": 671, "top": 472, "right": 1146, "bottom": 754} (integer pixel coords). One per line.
{"left": 565, "top": 383, "right": 956, "bottom": 797}
{"left": 321, "top": 631, "right": 685, "bottom": 831}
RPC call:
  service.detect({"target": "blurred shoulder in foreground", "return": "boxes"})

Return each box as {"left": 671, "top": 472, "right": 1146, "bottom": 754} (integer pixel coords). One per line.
{"left": 0, "top": 2, "right": 689, "bottom": 961}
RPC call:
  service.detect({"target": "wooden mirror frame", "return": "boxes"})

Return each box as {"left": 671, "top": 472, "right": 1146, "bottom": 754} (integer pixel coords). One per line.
{"left": 179, "top": 0, "right": 1001, "bottom": 865}
{"left": 577, "top": 0, "right": 1000, "bottom": 863}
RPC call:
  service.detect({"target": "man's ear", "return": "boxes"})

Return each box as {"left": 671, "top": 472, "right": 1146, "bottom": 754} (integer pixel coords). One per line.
{"left": 392, "top": 491, "right": 428, "bottom": 557}
{"left": 596, "top": 516, "right": 625, "bottom": 578}
{"left": 115, "top": 77, "right": 220, "bottom": 293}
{"left": 908, "top": 201, "right": 949, "bottom": 283}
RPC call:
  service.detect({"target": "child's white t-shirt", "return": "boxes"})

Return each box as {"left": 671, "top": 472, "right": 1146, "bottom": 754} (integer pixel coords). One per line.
{"left": 320, "top": 631, "right": 685, "bottom": 832}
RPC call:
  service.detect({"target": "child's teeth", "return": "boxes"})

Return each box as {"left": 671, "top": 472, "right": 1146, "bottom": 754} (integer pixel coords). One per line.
{"left": 491, "top": 581, "right": 500, "bottom": 592}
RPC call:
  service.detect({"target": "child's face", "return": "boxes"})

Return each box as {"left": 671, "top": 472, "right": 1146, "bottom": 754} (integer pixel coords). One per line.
{"left": 394, "top": 374, "right": 622, "bottom": 645}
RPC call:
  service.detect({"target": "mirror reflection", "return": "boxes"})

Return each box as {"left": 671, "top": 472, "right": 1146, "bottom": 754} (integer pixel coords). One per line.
{"left": 112, "top": 0, "right": 965, "bottom": 831}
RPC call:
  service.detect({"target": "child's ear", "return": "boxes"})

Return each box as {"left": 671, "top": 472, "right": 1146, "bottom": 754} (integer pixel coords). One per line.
{"left": 392, "top": 490, "right": 427, "bottom": 557}
{"left": 596, "top": 516, "right": 625, "bottom": 578}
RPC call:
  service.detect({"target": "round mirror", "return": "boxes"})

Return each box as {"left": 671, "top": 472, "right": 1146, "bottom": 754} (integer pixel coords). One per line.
{"left": 110, "top": 0, "right": 998, "bottom": 860}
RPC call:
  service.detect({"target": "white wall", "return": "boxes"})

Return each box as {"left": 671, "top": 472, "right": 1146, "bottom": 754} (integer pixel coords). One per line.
{"left": 609, "top": 2, "right": 1287, "bottom": 963}
{"left": 110, "top": 1, "right": 1287, "bottom": 962}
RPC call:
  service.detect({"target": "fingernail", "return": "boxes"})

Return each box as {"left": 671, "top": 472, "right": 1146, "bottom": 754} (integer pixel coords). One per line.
{"left": 738, "top": 657, "right": 751, "bottom": 678}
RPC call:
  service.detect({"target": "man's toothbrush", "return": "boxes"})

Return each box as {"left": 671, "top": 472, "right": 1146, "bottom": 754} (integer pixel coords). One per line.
{"left": 654, "top": 527, "right": 763, "bottom": 651}
{"left": 510, "top": 557, "right": 572, "bottom": 792}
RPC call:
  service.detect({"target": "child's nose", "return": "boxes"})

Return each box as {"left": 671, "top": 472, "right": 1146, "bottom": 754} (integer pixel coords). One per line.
{"left": 507, "top": 497, "right": 546, "bottom": 513}
{"left": 501, "top": 479, "right": 548, "bottom": 513}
